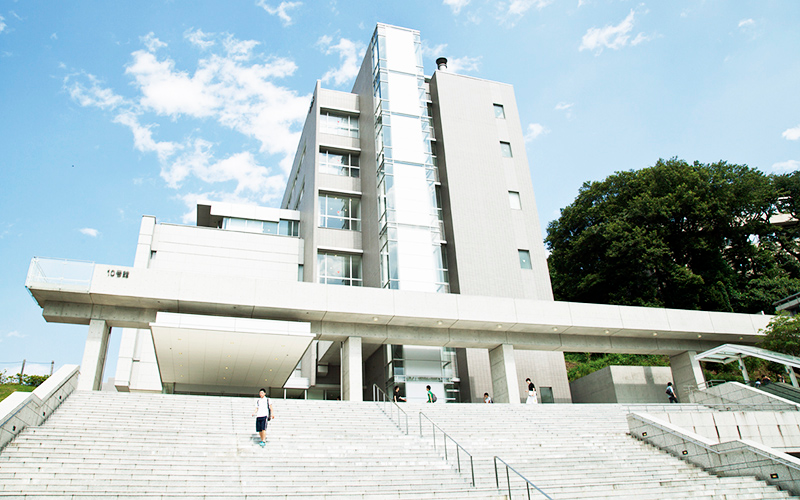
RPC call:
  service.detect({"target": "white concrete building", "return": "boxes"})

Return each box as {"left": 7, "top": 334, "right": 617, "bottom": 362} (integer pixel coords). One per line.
{"left": 26, "top": 24, "right": 772, "bottom": 403}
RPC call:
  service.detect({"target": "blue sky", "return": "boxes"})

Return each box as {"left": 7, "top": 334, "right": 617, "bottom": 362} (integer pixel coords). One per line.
{"left": 1, "top": 1, "right": 799, "bottom": 380}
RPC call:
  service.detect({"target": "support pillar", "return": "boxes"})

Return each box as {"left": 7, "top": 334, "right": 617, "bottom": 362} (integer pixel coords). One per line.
{"left": 489, "top": 344, "right": 521, "bottom": 404}
{"left": 786, "top": 365, "right": 799, "bottom": 388}
{"left": 78, "top": 319, "right": 111, "bottom": 391}
{"left": 738, "top": 357, "right": 750, "bottom": 384}
{"left": 669, "top": 350, "right": 705, "bottom": 400}
{"left": 341, "top": 337, "right": 363, "bottom": 402}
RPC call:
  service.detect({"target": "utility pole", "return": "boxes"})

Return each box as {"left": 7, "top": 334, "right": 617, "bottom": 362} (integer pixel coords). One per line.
{"left": 19, "top": 359, "right": 26, "bottom": 385}
{"left": 50, "top": 361, "right": 54, "bottom": 376}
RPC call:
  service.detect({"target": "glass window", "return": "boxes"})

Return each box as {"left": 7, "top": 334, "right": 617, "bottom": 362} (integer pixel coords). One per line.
{"left": 319, "top": 194, "right": 361, "bottom": 231}
{"left": 317, "top": 252, "right": 362, "bottom": 286}
{"left": 319, "top": 150, "right": 360, "bottom": 178}
{"left": 509, "top": 191, "right": 521, "bottom": 210}
{"left": 320, "top": 111, "right": 359, "bottom": 138}
{"left": 279, "top": 219, "right": 299, "bottom": 236}
{"left": 500, "top": 141, "right": 513, "bottom": 158}
{"left": 494, "top": 104, "right": 505, "bottom": 118}
{"left": 519, "top": 249, "right": 532, "bottom": 270}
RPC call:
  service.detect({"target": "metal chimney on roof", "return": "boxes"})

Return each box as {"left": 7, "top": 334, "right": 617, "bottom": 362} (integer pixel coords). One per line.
{"left": 436, "top": 57, "right": 448, "bottom": 70}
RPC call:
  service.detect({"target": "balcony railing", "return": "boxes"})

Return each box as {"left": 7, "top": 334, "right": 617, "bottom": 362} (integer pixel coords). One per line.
{"left": 26, "top": 257, "right": 94, "bottom": 292}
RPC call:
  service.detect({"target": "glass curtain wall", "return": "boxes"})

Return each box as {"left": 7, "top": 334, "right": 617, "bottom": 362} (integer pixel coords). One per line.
{"left": 371, "top": 25, "right": 449, "bottom": 293}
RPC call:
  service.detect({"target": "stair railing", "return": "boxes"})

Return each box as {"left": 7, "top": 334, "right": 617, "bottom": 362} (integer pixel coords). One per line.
{"left": 418, "top": 412, "right": 475, "bottom": 487}
{"left": 372, "top": 384, "right": 409, "bottom": 435}
{"left": 493, "top": 456, "right": 553, "bottom": 500}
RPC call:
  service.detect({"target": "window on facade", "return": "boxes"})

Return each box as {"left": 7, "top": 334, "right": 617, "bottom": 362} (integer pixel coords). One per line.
{"left": 223, "top": 217, "right": 299, "bottom": 236}
{"left": 318, "top": 252, "right": 362, "bottom": 286}
{"left": 319, "top": 194, "right": 361, "bottom": 231}
{"left": 519, "top": 249, "right": 532, "bottom": 270}
{"left": 320, "top": 111, "right": 359, "bottom": 138}
{"left": 500, "top": 141, "right": 513, "bottom": 158}
{"left": 320, "top": 149, "right": 360, "bottom": 178}
{"left": 509, "top": 191, "right": 521, "bottom": 210}
{"left": 494, "top": 104, "right": 505, "bottom": 118}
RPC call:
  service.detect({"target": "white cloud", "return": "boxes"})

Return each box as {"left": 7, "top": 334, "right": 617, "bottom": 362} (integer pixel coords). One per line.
{"left": 318, "top": 36, "right": 365, "bottom": 87}
{"left": 444, "top": 0, "right": 470, "bottom": 14}
{"left": 113, "top": 111, "right": 181, "bottom": 162}
{"left": 580, "top": 10, "right": 649, "bottom": 54}
{"left": 783, "top": 125, "right": 800, "bottom": 141}
{"left": 125, "top": 50, "right": 220, "bottom": 118}
{"left": 7, "top": 330, "right": 25, "bottom": 338}
{"left": 223, "top": 35, "right": 260, "bottom": 61}
{"left": 66, "top": 31, "right": 310, "bottom": 206}
{"left": 165, "top": 143, "right": 286, "bottom": 201}
{"left": 772, "top": 160, "right": 800, "bottom": 174}
{"left": 79, "top": 228, "right": 99, "bottom": 237}
{"left": 140, "top": 32, "right": 167, "bottom": 52}
{"left": 50, "top": 33, "right": 57, "bottom": 40}
{"left": 555, "top": 102, "right": 573, "bottom": 111}
{"left": 0, "top": 15, "right": 6, "bottom": 34}
{"left": 738, "top": 18, "right": 755, "bottom": 28}
{"left": 506, "top": 0, "right": 553, "bottom": 17}
{"left": 257, "top": 1, "right": 302, "bottom": 26}
{"left": 185, "top": 28, "right": 215, "bottom": 50}
{"left": 64, "top": 73, "right": 126, "bottom": 110}
{"left": 524, "top": 123, "right": 548, "bottom": 142}
{"left": 446, "top": 55, "right": 481, "bottom": 73}
{"left": 421, "top": 41, "right": 449, "bottom": 59}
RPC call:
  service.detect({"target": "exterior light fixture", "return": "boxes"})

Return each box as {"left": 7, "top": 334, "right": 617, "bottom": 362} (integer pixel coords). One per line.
{"left": 653, "top": 332, "right": 658, "bottom": 336}
{"left": 437, "top": 321, "right": 443, "bottom": 325}
{"left": 697, "top": 334, "right": 702, "bottom": 338}
{"left": 682, "top": 450, "right": 688, "bottom": 455}
{"left": 552, "top": 327, "right": 558, "bottom": 332}
{"left": 604, "top": 330, "right": 609, "bottom": 334}
{"left": 771, "top": 473, "right": 779, "bottom": 479}
{"left": 642, "top": 432, "right": 647, "bottom": 437}
{"left": 497, "top": 324, "right": 503, "bottom": 329}
{"left": 373, "top": 317, "right": 379, "bottom": 321}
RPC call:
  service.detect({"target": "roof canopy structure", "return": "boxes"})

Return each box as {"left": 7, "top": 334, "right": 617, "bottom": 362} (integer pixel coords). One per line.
{"left": 694, "top": 344, "right": 800, "bottom": 370}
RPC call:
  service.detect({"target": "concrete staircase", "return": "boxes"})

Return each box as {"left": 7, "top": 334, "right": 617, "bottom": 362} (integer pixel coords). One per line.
{"left": 1, "top": 392, "right": 797, "bottom": 499}
{"left": 404, "top": 402, "right": 797, "bottom": 499}
{"left": 0, "top": 392, "right": 499, "bottom": 499}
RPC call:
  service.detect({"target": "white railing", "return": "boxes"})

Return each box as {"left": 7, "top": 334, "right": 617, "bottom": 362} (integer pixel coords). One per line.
{"left": 26, "top": 257, "right": 94, "bottom": 292}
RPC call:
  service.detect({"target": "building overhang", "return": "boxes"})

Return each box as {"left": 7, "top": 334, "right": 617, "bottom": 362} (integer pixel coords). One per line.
{"left": 695, "top": 343, "right": 800, "bottom": 369}
{"left": 26, "top": 258, "right": 773, "bottom": 355}
{"left": 150, "top": 312, "right": 314, "bottom": 390}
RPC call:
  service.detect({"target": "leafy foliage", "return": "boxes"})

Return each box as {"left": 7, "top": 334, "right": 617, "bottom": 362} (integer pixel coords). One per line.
{"left": 759, "top": 312, "right": 800, "bottom": 357}
{"left": 564, "top": 352, "right": 669, "bottom": 382}
{"left": 546, "top": 158, "right": 800, "bottom": 313}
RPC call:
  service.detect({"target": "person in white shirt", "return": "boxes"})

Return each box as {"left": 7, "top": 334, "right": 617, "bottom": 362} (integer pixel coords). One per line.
{"left": 251, "top": 388, "right": 274, "bottom": 447}
{"left": 526, "top": 378, "right": 538, "bottom": 404}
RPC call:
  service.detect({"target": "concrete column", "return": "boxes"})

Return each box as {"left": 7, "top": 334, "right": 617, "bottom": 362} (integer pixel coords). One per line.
{"left": 738, "top": 357, "right": 750, "bottom": 384}
{"left": 669, "top": 350, "right": 705, "bottom": 400}
{"left": 786, "top": 365, "right": 798, "bottom": 388}
{"left": 489, "top": 344, "right": 521, "bottom": 404}
{"left": 341, "top": 337, "right": 363, "bottom": 402}
{"left": 78, "top": 319, "right": 111, "bottom": 391}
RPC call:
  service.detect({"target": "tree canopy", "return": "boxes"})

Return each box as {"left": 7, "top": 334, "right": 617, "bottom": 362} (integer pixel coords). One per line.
{"left": 546, "top": 158, "right": 800, "bottom": 313}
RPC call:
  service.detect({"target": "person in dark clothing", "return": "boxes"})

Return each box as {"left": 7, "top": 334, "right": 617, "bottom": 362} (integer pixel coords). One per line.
{"left": 393, "top": 386, "right": 406, "bottom": 402}
{"left": 666, "top": 382, "right": 678, "bottom": 403}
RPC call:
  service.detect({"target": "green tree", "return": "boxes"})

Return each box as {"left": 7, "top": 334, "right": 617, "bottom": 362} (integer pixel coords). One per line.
{"left": 546, "top": 158, "right": 800, "bottom": 313}
{"left": 759, "top": 312, "right": 800, "bottom": 357}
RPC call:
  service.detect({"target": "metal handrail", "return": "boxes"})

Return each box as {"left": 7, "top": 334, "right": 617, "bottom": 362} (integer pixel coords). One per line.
{"left": 493, "top": 456, "right": 553, "bottom": 500}
{"left": 630, "top": 413, "right": 800, "bottom": 474}
{"left": 418, "top": 412, "right": 475, "bottom": 487}
{"left": 372, "top": 384, "right": 409, "bottom": 435}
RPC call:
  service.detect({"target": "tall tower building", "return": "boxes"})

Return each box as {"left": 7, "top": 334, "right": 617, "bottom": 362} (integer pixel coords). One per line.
{"left": 279, "top": 23, "right": 559, "bottom": 402}
{"left": 283, "top": 23, "right": 553, "bottom": 301}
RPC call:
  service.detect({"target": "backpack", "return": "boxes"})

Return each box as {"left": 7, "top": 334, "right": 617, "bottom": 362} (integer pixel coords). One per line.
{"left": 666, "top": 386, "right": 674, "bottom": 396}
{"left": 430, "top": 392, "right": 437, "bottom": 403}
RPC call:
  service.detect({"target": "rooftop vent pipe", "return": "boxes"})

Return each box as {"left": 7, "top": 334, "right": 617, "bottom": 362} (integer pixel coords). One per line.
{"left": 436, "top": 57, "right": 448, "bottom": 70}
